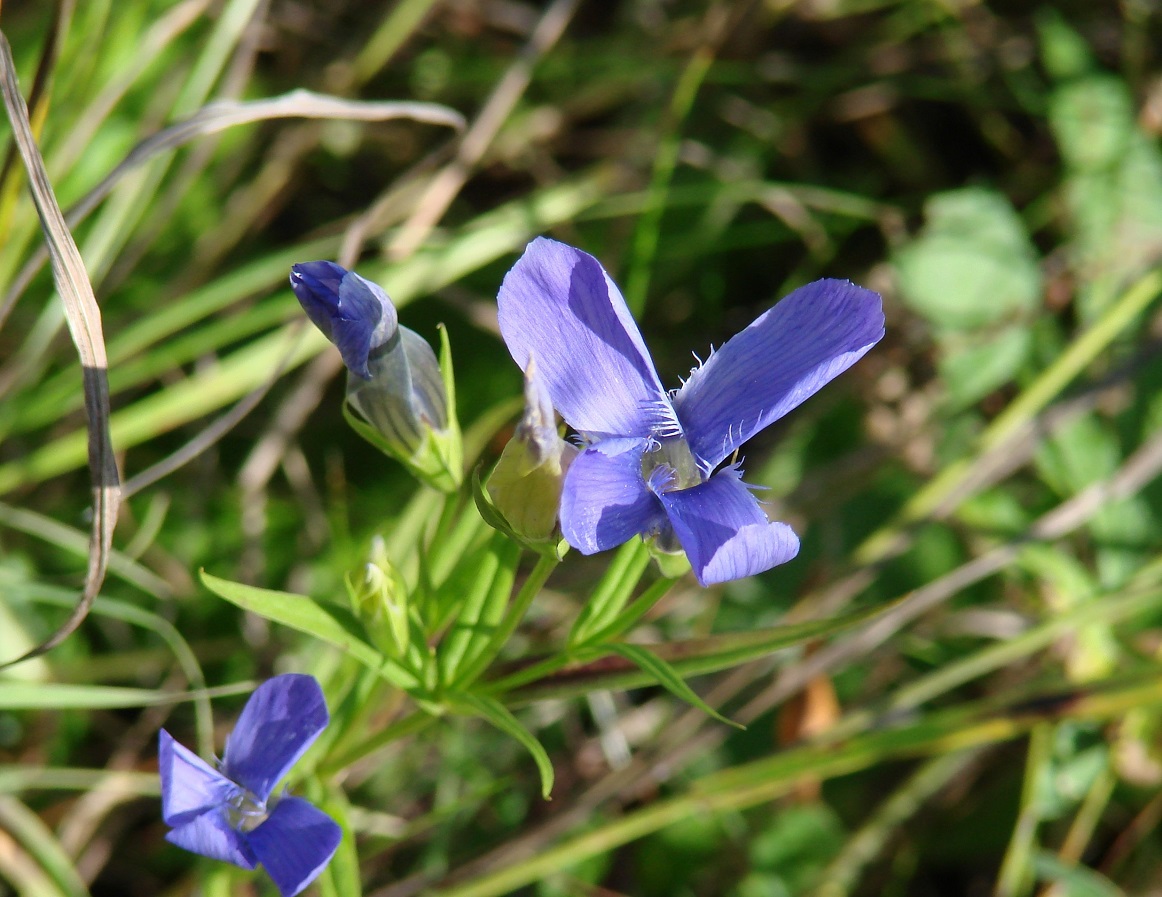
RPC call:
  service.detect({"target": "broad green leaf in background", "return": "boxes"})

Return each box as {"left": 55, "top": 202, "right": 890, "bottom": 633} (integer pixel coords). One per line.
{"left": 937, "top": 327, "right": 1033, "bottom": 411}
{"left": 894, "top": 187, "right": 1042, "bottom": 333}
{"left": 893, "top": 187, "right": 1042, "bottom": 408}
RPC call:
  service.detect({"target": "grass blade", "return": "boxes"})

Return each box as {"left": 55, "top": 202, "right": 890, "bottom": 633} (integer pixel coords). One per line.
{"left": 0, "top": 29, "right": 120, "bottom": 667}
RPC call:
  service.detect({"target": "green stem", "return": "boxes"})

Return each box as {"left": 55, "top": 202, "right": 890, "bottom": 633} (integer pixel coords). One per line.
{"left": 995, "top": 723, "right": 1052, "bottom": 897}
{"left": 578, "top": 576, "right": 678, "bottom": 646}
{"left": 452, "top": 552, "right": 559, "bottom": 688}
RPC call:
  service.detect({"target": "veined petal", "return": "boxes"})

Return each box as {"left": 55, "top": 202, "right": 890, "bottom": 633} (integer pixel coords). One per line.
{"left": 498, "top": 238, "right": 674, "bottom": 440}
{"left": 673, "top": 278, "right": 884, "bottom": 471}
{"left": 222, "top": 674, "right": 329, "bottom": 802}
{"left": 158, "top": 729, "right": 236, "bottom": 827}
{"left": 246, "top": 796, "right": 342, "bottom": 897}
{"left": 166, "top": 809, "right": 258, "bottom": 870}
{"left": 560, "top": 438, "right": 665, "bottom": 553}
{"left": 290, "top": 262, "right": 398, "bottom": 380}
{"left": 656, "top": 469, "right": 800, "bottom": 586}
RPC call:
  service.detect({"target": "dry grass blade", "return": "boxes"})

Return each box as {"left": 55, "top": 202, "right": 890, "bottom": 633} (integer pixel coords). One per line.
{"left": 0, "top": 30, "right": 121, "bottom": 668}
{"left": 77, "top": 89, "right": 465, "bottom": 227}
{"left": 0, "top": 90, "right": 465, "bottom": 341}
{"left": 386, "top": 0, "right": 580, "bottom": 260}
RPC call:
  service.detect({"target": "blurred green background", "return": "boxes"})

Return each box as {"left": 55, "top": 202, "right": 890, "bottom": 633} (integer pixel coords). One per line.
{"left": 2, "top": 1, "right": 1162, "bottom": 895}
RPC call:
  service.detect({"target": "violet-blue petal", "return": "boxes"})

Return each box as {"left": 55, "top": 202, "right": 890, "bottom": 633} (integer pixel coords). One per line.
{"left": 673, "top": 278, "right": 884, "bottom": 471}
{"left": 560, "top": 438, "right": 665, "bottom": 553}
{"left": 221, "top": 674, "right": 329, "bottom": 803}
{"left": 654, "top": 469, "right": 800, "bottom": 586}
{"left": 165, "top": 808, "right": 258, "bottom": 870}
{"left": 290, "top": 262, "right": 397, "bottom": 380}
{"left": 158, "top": 729, "right": 236, "bottom": 827}
{"left": 498, "top": 238, "right": 675, "bottom": 440}
{"left": 246, "top": 796, "right": 342, "bottom": 897}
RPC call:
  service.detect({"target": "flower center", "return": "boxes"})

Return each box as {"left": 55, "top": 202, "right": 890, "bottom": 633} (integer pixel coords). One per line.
{"left": 223, "top": 787, "right": 271, "bottom": 833}
{"left": 641, "top": 437, "right": 702, "bottom": 494}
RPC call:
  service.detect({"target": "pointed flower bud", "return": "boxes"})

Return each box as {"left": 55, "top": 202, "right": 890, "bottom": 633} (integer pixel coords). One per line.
{"left": 290, "top": 261, "right": 462, "bottom": 492}
{"left": 347, "top": 536, "right": 411, "bottom": 659}
{"left": 483, "top": 359, "right": 577, "bottom": 551}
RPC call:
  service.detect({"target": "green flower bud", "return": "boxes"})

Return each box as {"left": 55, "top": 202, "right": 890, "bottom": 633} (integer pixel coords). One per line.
{"left": 484, "top": 359, "right": 577, "bottom": 549}
{"left": 346, "top": 536, "right": 411, "bottom": 658}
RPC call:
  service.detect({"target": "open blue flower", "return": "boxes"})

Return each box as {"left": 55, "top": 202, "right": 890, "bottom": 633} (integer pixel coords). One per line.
{"left": 497, "top": 237, "right": 885, "bottom": 586}
{"left": 159, "top": 674, "right": 341, "bottom": 897}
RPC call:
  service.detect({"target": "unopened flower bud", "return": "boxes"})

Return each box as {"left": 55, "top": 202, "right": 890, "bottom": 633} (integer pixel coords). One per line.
{"left": 346, "top": 536, "right": 411, "bottom": 658}
{"left": 484, "top": 359, "right": 577, "bottom": 550}
{"left": 290, "top": 261, "right": 462, "bottom": 491}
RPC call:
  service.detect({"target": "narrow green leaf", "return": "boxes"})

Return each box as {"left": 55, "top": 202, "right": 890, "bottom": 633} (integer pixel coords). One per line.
{"left": 500, "top": 600, "right": 889, "bottom": 701}
{"left": 452, "top": 693, "right": 554, "bottom": 799}
{"left": 200, "top": 570, "right": 419, "bottom": 691}
{"left": 581, "top": 576, "right": 677, "bottom": 645}
{"left": 603, "top": 642, "right": 741, "bottom": 729}
{"left": 453, "top": 552, "right": 560, "bottom": 690}
{"left": 0, "top": 682, "right": 184, "bottom": 710}
{"left": 0, "top": 796, "right": 87, "bottom": 897}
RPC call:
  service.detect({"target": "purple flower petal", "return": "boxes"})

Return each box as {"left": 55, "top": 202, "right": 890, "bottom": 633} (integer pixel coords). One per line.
{"left": 165, "top": 808, "right": 258, "bottom": 870}
{"left": 222, "top": 674, "right": 329, "bottom": 802}
{"left": 290, "top": 262, "right": 397, "bottom": 380}
{"left": 246, "top": 796, "right": 342, "bottom": 897}
{"left": 158, "top": 729, "right": 237, "bottom": 827}
{"left": 498, "top": 238, "right": 675, "bottom": 440}
{"left": 673, "top": 279, "right": 884, "bottom": 471}
{"left": 560, "top": 438, "right": 665, "bottom": 553}
{"left": 655, "top": 468, "right": 800, "bottom": 586}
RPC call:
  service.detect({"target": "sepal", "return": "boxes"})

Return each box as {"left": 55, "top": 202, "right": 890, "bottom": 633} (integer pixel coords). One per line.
{"left": 344, "top": 324, "right": 462, "bottom": 492}
{"left": 483, "top": 360, "right": 578, "bottom": 548}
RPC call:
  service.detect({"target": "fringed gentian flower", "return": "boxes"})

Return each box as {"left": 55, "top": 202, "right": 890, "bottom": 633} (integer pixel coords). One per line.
{"left": 497, "top": 237, "right": 885, "bottom": 586}
{"left": 291, "top": 261, "right": 462, "bottom": 492}
{"left": 159, "top": 674, "right": 341, "bottom": 897}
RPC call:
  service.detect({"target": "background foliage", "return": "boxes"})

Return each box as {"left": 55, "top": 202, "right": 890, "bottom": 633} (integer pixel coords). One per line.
{"left": 2, "top": 1, "right": 1162, "bottom": 896}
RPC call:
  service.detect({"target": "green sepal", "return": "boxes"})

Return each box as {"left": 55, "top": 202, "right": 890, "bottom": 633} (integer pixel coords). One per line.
{"left": 472, "top": 462, "right": 569, "bottom": 559}
{"left": 343, "top": 398, "right": 461, "bottom": 493}
{"left": 644, "top": 537, "right": 692, "bottom": 580}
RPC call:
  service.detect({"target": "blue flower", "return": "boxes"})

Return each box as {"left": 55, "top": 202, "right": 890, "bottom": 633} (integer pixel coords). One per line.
{"left": 159, "top": 674, "right": 341, "bottom": 897}
{"left": 497, "top": 238, "right": 885, "bottom": 586}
